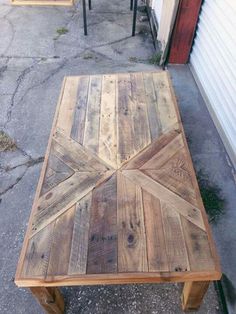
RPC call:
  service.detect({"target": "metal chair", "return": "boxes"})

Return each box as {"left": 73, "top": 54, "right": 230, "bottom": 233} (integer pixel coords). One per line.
{"left": 82, "top": 0, "right": 138, "bottom": 36}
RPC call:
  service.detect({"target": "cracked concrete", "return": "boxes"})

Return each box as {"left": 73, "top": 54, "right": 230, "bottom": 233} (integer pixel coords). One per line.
{"left": 0, "top": 0, "right": 230, "bottom": 313}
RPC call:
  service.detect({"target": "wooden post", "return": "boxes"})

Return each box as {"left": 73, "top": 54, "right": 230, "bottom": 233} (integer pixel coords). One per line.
{"left": 30, "top": 287, "right": 65, "bottom": 314}
{"left": 181, "top": 281, "right": 210, "bottom": 311}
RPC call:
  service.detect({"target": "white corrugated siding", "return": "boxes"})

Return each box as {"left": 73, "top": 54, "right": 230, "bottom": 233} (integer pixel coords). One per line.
{"left": 190, "top": 0, "right": 236, "bottom": 167}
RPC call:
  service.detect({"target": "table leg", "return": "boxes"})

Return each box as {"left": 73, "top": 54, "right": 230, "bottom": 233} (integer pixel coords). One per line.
{"left": 181, "top": 281, "right": 210, "bottom": 311}
{"left": 82, "top": 0, "right": 87, "bottom": 36}
{"left": 88, "top": 0, "right": 92, "bottom": 10}
{"left": 132, "top": 0, "right": 138, "bottom": 36}
{"left": 30, "top": 287, "right": 65, "bottom": 314}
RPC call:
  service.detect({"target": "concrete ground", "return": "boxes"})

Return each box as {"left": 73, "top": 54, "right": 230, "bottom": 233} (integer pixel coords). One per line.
{"left": 0, "top": 0, "right": 235, "bottom": 313}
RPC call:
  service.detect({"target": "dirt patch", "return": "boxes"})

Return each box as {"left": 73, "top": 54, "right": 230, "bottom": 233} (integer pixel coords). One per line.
{"left": 0, "top": 131, "right": 17, "bottom": 152}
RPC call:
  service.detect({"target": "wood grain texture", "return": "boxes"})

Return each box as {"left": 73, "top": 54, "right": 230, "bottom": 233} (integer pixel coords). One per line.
{"left": 69, "top": 193, "right": 92, "bottom": 275}
{"left": 30, "top": 287, "right": 64, "bottom": 314}
{"left": 71, "top": 76, "right": 90, "bottom": 143}
{"left": 142, "top": 190, "right": 169, "bottom": 272}
{"left": 117, "top": 171, "right": 148, "bottom": 272}
{"left": 16, "top": 71, "right": 220, "bottom": 294}
{"left": 57, "top": 77, "right": 79, "bottom": 136}
{"left": 47, "top": 206, "right": 75, "bottom": 277}
{"left": 83, "top": 76, "right": 102, "bottom": 154}
{"left": 117, "top": 74, "right": 135, "bottom": 167}
{"left": 87, "top": 174, "right": 117, "bottom": 274}
{"left": 99, "top": 75, "right": 117, "bottom": 169}
{"left": 182, "top": 281, "right": 210, "bottom": 311}
{"left": 161, "top": 202, "right": 190, "bottom": 272}
{"left": 122, "top": 170, "right": 205, "bottom": 231}
{"left": 152, "top": 72, "right": 179, "bottom": 133}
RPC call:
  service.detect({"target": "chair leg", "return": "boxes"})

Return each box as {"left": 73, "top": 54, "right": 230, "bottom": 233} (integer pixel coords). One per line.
{"left": 82, "top": 0, "right": 87, "bottom": 35}
{"left": 132, "top": 0, "right": 138, "bottom": 36}
{"left": 88, "top": 0, "right": 92, "bottom": 10}
{"left": 130, "top": 0, "right": 133, "bottom": 10}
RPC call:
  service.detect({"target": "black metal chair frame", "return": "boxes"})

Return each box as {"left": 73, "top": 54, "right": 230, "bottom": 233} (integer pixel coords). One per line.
{"left": 82, "top": 0, "right": 138, "bottom": 36}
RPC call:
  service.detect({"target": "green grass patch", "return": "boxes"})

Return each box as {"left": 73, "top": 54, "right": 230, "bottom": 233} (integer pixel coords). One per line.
{"left": 148, "top": 52, "right": 162, "bottom": 65}
{"left": 0, "top": 131, "right": 17, "bottom": 152}
{"left": 56, "top": 27, "right": 69, "bottom": 35}
{"left": 198, "top": 170, "right": 225, "bottom": 223}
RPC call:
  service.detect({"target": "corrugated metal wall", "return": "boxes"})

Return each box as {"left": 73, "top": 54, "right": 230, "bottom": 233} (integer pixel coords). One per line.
{"left": 190, "top": 0, "right": 236, "bottom": 168}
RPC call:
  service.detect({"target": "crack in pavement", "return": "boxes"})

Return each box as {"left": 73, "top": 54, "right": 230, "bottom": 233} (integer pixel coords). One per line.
{"left": 0, "top": 156, "right": 44, "bottom": 197}
{"left": 2, "top": 59, "right": 41, "bottom": 128}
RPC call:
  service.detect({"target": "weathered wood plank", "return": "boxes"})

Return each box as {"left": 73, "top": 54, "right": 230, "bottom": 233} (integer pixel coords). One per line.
{"left": 140, "top": 133, "right": 184, "bottom": 170}
{"left": 32, "top": 171, "right": 113, "bottom": 236}
{"left": 182, "top": 281, "right": 210, "bottom": 311}
{"left": 130, "top": 72, "right": 151, "bottom": 153}
{"left": 117, "top": 74, "right": 135, "bottom": 167}
{"left": 41, "top": 153, "right": 74, "bottom": 196}
{"left": 142, "top": 72, "right": 161, "bottom": 140}
{"left": 83, "top": 76, "right": 102, "bottom": 154}
{"left": 30, "top": 287, "right": 64, "bottom": 314}
{"left": 181, "top": 217, "right": 215, "bottom": 271}
{"left": 142, "top": 190, "right": 169, "bottom": 272}
{"left": 87, "top": 174, "right": 117, "bottom": 274}
{"left": 47, "top": 205, "right": 75, "bottom": 277}
{"left": 57, "top": 77, "right": 79, "bottom": 137}
{"left": 122, "top": 130, "right": 179, "bottom": 170}
{"left": 21, "top": 223, "right": 55, "bottom": 278}
{"left": 122, "top": 170, "right": 205, "bottom": 230}
{"left": 161, "top": 202, "right": 190, "bottom": 272}
{"left": 98, "top": 75, "right": 117, "bottom": 169}
{"left": 53, "top": 130, "right": 113, "bottom": 171}
{"left": 71, "top": 76, "right": 90, "bottom": 143}
{"left": 152, "top": 72, "right": 179, "bottom": 133}
{"left": 117, "top": 171, "right": 148, "bottom": 272}
{"left": 68, "top": 193, "right": 92, "bottom": 275}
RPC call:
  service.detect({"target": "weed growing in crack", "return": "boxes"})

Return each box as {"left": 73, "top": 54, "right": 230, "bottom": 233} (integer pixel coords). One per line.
{"left": 148, "top": 52, "right": 162, "bottom": 65}
{"left": 197, "top": 170, "right": 225, "bottom": 223}
{"left": 56, "top": 27, "right": 69, "bottom": 35}
{"left": 0, "top": 131, "right": 17, "bottom": 152}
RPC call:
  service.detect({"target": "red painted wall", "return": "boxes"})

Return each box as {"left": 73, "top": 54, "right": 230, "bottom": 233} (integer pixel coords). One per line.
{"left": 169, "top": 0, "right": 202, "bottom": 64}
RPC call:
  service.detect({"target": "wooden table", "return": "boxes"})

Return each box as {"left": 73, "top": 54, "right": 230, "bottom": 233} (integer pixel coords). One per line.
{"left": 15, "top": 71, "right": 221, "bottom": 313}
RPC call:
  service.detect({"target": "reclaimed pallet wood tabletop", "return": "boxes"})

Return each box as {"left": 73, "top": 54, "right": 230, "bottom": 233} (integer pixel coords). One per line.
{"left": 15, "top": 71, "right": 221, "bottom": 313}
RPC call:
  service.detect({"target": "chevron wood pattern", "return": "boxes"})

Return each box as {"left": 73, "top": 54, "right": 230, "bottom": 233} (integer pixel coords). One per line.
{"left": 15, "top": 72, "right": 221, "bottom": 296}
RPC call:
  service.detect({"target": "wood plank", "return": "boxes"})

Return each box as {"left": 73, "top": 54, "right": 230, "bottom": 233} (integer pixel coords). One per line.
{"left": 98, "top": 75, "right": 117, "bottom": 169}
{"left": 57, "top": 77, "right": 79, "bottom": 136}
{"left": 152, "top": 72, "right": 179, "bottom": 133}
{"left": 161, "top": 202, "right": 190, "bottom": 272}
{"left": 32, "top": 171, "right": 113, "bottom": 237}
{"left": 122, "top": 170, "right": 205, "bottom": 230}
{"left": 68, "top": 193, "right": 92, "bottom": 275}
{"left": 117, "top": 171, "right": 148, "bottom": 272}
{"left": 117, "top": 74, "right": 135, "bottom": 167}
{"left": 21, "top": 222, "right": 55, "bottom": 278}
{"left": 70, "top": 76, "right": 90, "bottom": 143}
{"left": 142, "top": 190, "right": 169, "bottom": 272}
{"left": 41, "top": 153, "right": 74, "bottom": 196}
{"left": 180, "top": 217, "right": 215, "bottom": 271}
{"left": 47, "top": 205, "right": 75, "bottom": 277}
{"left": 83, "top": 76, "right": 102, "bottom": 154}
{"left": 182, "top": 281, "right": 210, "bottom": 311}
{"left": 140, "top": 133, "right": 184, "bottom": 170}
{"left": 30, "top": 287, "right": 64, "bottom": 314}
{"left": 87, "top": 174, "right": 117, "bottom": 274}
{"left": 122, "top": 130, "right": 179, "bottom": 170}
{"left": 130, "top": 72, "right": 151, "bottom": 152}
{"left": 142, "top": 72, "right": 161, "bottom": 140}
{"left": 143, "top": 148, "right": 198, "bottom": 206}
{"left": 53, "top": 130, "right": 113, "bottom": 171}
